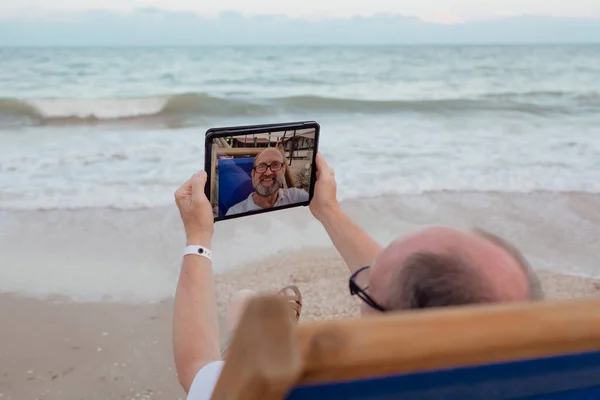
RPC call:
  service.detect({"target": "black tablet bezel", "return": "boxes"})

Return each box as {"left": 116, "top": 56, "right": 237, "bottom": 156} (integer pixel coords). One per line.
{"left": 204, "top": 120, "right": 320, "bottom": 222}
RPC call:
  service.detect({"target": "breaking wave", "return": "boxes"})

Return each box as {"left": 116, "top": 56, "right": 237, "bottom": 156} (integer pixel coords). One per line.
{"left": 1, "top": 90, "right": 598, "bottom": 128}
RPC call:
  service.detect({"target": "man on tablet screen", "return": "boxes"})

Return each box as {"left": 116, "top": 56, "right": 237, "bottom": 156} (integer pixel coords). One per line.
{"left": 225, "top": 147, "right": 308, "bottom": 216}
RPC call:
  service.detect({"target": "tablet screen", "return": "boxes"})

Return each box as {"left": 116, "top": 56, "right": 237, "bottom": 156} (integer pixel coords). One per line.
{"left": 207, "top": 126, "right": 317, "bottom": 220}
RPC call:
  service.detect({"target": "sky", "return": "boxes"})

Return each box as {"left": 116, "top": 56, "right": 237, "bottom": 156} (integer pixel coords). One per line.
{"left": 1, "top": 1, "right": 599, "bottom": 45}
{"left": 2, "top": 0, "right": 600, "bottom": 23}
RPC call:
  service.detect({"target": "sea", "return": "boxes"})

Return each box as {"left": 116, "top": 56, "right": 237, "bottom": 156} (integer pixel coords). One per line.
{"left": 1, "top": 45, "right": 599, "bottom": 302}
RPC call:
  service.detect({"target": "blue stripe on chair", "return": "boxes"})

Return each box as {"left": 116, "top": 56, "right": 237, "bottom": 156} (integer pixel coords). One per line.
{"left": 535, "top": 386, "right": 600, "bottom": 400}
{"left": 286, "top": 350, "right": 600, "bottom": 400}
{"left": 217, "top": 157, "right": 254, "bottom": 217}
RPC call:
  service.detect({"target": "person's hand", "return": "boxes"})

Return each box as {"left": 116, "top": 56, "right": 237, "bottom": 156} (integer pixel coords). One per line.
{"left": 174, "top": 171, "right": 214, "bottom": 244}
{"left": 309, "top": 152, "right": 340, "bottom": 221}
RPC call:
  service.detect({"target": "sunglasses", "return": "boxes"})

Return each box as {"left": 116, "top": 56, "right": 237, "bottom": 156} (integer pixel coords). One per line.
{"left": 348, "top": 265, "right": 387, "bottom": 312}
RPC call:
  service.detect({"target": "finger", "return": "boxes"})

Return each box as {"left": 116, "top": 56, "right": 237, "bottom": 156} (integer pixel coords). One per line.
{"left": 315, "top": 152, "right": 330, "bottom": 173}
{"left": 174, "top": 174, "right": 194, "bottom": 202}
{"left": 191, "top": 171, "right": 208, "bottom": 201}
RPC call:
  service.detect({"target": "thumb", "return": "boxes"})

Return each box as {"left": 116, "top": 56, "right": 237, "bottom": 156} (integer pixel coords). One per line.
{"left": 315, "top": 152, "right": 329, "bottom": 173}
{"left": 191, "top": 171, "right": 208, "bottom": 201}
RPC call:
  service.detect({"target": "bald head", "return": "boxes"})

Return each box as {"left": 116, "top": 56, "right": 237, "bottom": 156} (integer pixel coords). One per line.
{"left": 254, "top": 147, "right": 284, "bottom": 166}
{"left": 365, "top": 226, "right": 543, "bottom": 313}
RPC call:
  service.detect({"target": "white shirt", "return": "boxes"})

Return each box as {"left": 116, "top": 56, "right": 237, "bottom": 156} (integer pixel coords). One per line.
{"left": 186, "top": 361, "right": 225, "bottom": 400}
{"left": 225, "top": 187, "right": 309, "bottom": 216}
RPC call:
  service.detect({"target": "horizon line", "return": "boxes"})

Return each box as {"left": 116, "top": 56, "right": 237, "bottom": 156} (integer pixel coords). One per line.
{"left": 2, "top": 42, "right": 600, "bottom": 48}
{"left": 2, "top": 8, "right": 600, "bottom": 24}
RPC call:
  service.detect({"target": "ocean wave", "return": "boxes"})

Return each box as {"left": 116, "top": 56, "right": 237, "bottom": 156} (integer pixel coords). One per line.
{"left": 1, "top": 90, "right": 597, "bottom": 128}
{"left": 279, "top": 95, "right": 565, "bottom": 115}
{"left": 482, "top": 90, "right": 600, "bottom": 104}
{"left": 0, "top": 94, "right": 271, "bottom": 127}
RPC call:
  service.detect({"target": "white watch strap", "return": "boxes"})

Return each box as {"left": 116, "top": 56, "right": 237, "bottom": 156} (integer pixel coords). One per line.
{"left": 183, "top": 245, "right": 212, "bottom": 261}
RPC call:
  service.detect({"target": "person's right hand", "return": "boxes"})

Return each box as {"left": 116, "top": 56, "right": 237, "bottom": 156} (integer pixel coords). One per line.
{"left": 309, "top": 152, "right": 340, "bottom": 221}
{"left": 174, "top": 171, "right": 214, "bottom": 245}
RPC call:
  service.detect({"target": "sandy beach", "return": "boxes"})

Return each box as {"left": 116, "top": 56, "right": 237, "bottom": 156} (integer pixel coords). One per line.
{"left": 2, "top": 191, "right": 600, "bottom": 399}
{"left": 2, "top": 249, "right": 600, "bottom": 400}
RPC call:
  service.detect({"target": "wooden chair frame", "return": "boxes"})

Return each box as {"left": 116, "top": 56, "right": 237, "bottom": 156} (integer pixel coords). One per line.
{"left": 210, "top": 295, "right": 600, "bottom": 400}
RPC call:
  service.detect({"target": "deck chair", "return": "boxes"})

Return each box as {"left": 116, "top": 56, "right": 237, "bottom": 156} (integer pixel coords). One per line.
{"left": 210, "top": 295, "right": 600, "bottom": 400}
{"left": 217, "top": 157, "right": 254, "bottom": 218}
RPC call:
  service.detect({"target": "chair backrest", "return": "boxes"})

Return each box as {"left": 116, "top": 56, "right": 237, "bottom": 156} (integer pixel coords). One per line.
{"left": 286, "top": 350, "right": 600, "bottom": 400}
{"left": 210, "top": 296, "right": 600, "bottom": 400}
{"left": 217, "top": 157, "right": 254, "bottom": 217}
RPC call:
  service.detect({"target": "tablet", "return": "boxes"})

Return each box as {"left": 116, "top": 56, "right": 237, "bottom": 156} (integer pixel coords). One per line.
{"left": 204, "top": 121, "right": 320, "bottom": 221}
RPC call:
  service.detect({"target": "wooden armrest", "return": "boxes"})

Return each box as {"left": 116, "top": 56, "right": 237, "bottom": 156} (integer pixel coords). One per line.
{"left": 211, "top": 293, "right": 600, "bottom": 400}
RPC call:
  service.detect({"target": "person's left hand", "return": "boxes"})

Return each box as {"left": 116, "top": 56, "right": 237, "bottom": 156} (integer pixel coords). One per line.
{"left": 174, "top": 171, "right": 214, "bottom": 244}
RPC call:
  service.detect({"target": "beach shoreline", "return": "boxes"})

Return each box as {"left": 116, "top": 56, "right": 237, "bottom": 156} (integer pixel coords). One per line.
{"left": 2, "top": 191, "right": 599, "bottom": 303}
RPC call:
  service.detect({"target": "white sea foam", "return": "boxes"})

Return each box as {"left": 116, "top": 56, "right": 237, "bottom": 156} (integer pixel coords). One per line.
{"left": 27, "top": 97, "right": 168, "bottom": 120}
{"left": 2, "top": 114, "right": 600, "bottom": 210}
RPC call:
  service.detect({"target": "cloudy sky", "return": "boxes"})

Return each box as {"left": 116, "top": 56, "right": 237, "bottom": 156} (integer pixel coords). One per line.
{"left": 1, "top": 0, "right": 600, "bottom": 23}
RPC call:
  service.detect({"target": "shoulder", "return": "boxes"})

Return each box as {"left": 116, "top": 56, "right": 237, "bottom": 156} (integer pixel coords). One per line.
{"left": 186, "top": 360, "right": 225, "bottom": 400}
{"left": 282, "top": 187, "right": 309, "bottom": 201}
{"left": 226, "top": 196, "right": 251, "bottom": 215}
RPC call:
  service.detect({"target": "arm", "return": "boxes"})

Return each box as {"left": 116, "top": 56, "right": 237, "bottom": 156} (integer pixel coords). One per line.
{"left": 309, "top": 153, "right": 382, "bottom": 274}
{"left": 317, "top": 206, "right": 382, "bottom": 274}
{"left": 173, "top": 172, "right": 221, "bottom": 394}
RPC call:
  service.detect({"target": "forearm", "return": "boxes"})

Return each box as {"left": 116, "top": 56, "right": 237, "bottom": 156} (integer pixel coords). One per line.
{"left": 319, "top": 207, "right": 382, "bottom": 274}
{"left": 173, "top": 236, "right": 221, "bottom": 393}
